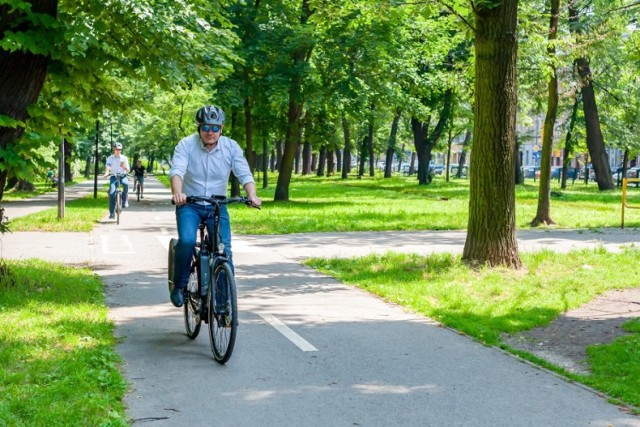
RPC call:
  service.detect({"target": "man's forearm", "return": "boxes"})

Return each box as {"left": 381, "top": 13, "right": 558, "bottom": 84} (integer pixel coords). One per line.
{"left": 170, "top": 175, "right": 183, "bottom": 195}
{"left": 243, "top": 182, "right": 257, "bottom": 198}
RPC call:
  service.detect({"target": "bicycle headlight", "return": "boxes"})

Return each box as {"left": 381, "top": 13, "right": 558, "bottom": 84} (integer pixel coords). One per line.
{"left": 218, "top": 243, "right": 225, "bottom": 254}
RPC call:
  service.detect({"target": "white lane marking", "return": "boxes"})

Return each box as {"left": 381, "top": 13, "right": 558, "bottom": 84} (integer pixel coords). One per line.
{"left": 160, "top": 227, "right": 168, "bottom": 234}
{"left": 102, "top": 235, "right": 135, "bottom": 254}
{"left": 258, "top": 313, "right": 318, "bottom": 352}
{"left": 157, "top": 235, "right": 172, "bottom": 250}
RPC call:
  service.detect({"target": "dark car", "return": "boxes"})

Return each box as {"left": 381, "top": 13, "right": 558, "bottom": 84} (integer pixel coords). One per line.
{"left": 523, "top": 166, "right": 537, "bottom": 179}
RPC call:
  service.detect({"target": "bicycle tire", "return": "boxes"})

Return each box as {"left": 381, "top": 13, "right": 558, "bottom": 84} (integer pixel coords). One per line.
{"left": 136, "top": 183, "right": 140, "bottom": 202}
{"left": 167, "top": 238, "right": 178, "bottom": 294}
{"left": 115, "top": 191, "right": 122, "bottom": 224}
{"left": 208, "top": 261, "right": 237, "bottom": 364}
{"left": 184, "top": 257, "right": 202, "bottom": 339}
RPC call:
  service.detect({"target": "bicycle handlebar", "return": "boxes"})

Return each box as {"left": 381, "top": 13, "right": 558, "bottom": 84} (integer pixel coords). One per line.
{"left": 172, "top": 195, "right": 261, "bottom": 209}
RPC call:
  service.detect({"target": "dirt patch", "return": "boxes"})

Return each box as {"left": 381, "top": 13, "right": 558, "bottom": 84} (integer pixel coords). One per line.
{"left": 502, "top": 287, "right": 640, "bottom": 375}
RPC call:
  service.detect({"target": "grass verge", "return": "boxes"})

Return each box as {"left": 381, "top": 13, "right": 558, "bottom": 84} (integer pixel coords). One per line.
{"left": 7, "top": 192, "right": 108, "bottom": 232}
{"left": 0, "top": 259, "right": 128, "bottom": 425}
{"left": 307, "top": 248, "right": 640, "bottom": 411}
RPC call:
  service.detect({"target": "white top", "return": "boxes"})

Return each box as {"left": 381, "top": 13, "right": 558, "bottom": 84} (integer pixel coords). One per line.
{"left": 169, "top": 133, "right": 254, "bottom": 197}
{"left": 105, "top": 154, "right": 130, "bottom": 174}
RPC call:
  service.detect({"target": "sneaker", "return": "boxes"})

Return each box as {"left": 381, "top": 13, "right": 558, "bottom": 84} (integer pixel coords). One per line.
{"left": 124, "top": 201, "right": 129, "bottom": 208}
{"left": 170, "top": 287, "right": 184, "bottom": 307}
{"left": 141, "top": 195, "right": 144, "bottom": 199}
{"left": 109, "top": 213, "right": 115, "bottom": 219}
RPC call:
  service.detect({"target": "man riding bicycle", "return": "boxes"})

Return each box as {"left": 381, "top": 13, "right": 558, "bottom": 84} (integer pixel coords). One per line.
{"left": 168, "top": 105, "right": 261, "bottom": 307}
{"left": 133, "top": 159, "right": 147, "bottom": 199}
{"left": 104, "top": 142, "right": 130, "bottom": 220}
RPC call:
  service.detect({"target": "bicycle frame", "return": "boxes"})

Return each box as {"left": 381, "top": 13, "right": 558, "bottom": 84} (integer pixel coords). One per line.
{"left": 110, "top": 173, "right": 127, "bottom": 224}
{"left": 179, "top": 195, "right": 253, "bottom": 363}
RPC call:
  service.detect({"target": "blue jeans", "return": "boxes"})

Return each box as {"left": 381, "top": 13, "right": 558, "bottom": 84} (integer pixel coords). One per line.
{"left": 109, "top": 175, "right": 129, "bottom": 215}
{"left": 173, "top": 203, "right": 232, "bottom": 289}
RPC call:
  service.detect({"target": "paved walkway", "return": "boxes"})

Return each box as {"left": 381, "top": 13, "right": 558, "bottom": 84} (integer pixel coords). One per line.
{"left": 1, "top": 177, "right": 640, "bottom": 426}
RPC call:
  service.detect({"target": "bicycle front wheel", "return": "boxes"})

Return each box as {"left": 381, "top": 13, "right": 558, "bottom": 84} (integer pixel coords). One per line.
{"left": 115, "top": 191, "right": 122, "bottom": 224}
{"left": 184, "top": 257, "right": 202, "bottom": 339}
{"left": 207, "top": 261, "right": 237, "bottom": 364}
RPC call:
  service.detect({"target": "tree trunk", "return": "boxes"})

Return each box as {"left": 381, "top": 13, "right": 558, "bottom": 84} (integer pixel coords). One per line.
{"left": 341, "top": 116, "right": 351, "bottom": 179}
{"left": 367, "top": 103, "right": 375, "bottom": 177}
{"left": 384, "top": 108, "right": 402, "bottom": 178}
{"left": 326, "top": 149, "right": 335, "bottom": 175}
{"left": 302, "top": 141, "right": 312, "bottom": 175}
{"left": 561, "top": 93, "right": 580, "bottom": 189}
{"left": 317, "top": 146, "right": 326, "bottom": 176}
{"left": 244, "top": 95, "right": 257, "bottom": 172}
{"left": 411, "top": 118, "right": 431, "bottom": 183}
{"left": 0, "top": 0, "right": 58, "bottom": 201}
{"left": 462, "top": 1, "right": 521, "bottom": 268}
{"left": 514, "top": 135, "right": 523, "bottom": 185}
{"left": 531, "top": 0, "right": 559, "bottom": 227}
{"left": 262, "top": 136, "right": 268, "bottom": 189}
{"left": 411, "top": 89, "right": 452, "bottom": 185}
{"left": 358, "top": 136, "right": 366, "bottom": 177}
{"left": 457, "top": 130, "right": 470, "bottom": 179}
{"left": 576, "top": 58, "right": 614, "bottom": 190}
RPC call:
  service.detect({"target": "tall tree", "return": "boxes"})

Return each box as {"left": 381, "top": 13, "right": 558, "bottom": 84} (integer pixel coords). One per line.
{"left": 569, "top": 1, "right": 614, "bottom": 190}
{"left": 462, "top": 0, "right": 522, "bottom": 268}
{"left": 0, "top": 0, "right": 238, "bottom": 200}
{"left": 275, "top": 0, "right": 314, "bottom": 201}
{"left": 531, "top": 0, "right": 560, "bottom": 226}
{"left": 0, "top": 0, "right": 57, "bottom": 196}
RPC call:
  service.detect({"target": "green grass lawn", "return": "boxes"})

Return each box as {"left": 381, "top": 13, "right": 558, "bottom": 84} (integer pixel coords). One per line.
{"left": 0, "top": 259, "right": 127, "bottom": 425}
{"left": 227, "top": 173, "right": 640, "bottom": 234}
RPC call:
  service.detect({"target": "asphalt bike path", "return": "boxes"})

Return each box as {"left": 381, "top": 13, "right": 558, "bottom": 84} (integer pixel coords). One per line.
{"left": 1, "top": 176, "right": 640, "bottom": 426}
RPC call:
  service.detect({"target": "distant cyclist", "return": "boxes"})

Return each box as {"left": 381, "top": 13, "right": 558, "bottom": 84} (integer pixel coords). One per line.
{"left": 133, "top": 159, "right": 147, "bottom": 199}
{"left": 103, "top": 142, "right": 130, "bottom": 219}
{"left": 168, "top": 105, "right": 261, "bottom": 307}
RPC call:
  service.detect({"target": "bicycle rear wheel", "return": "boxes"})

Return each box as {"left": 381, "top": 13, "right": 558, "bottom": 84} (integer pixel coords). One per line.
{"left": 167, "top": 238, "right": 177, "bottom": 294}
{"left": 207, "top": 261, "right": 237, "bottom": 364}
{"left": 184, "top": 257, "right": 202, "bottom": 339}
{"left": 115, "top": 191, "right": 122, "bottom": 224}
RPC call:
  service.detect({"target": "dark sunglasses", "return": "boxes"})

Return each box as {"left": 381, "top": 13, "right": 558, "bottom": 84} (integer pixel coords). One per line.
{"left": 201, "top": 124, "right": 221, "bottom": 133}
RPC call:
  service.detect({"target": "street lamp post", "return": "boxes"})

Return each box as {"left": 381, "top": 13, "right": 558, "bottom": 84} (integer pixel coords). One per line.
{"left": 94, "top": 120, "right": 99, "bottom": 199}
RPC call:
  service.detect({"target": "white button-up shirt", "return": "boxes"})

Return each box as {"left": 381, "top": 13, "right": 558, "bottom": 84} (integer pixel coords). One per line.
{"left": 169, "top": 133, "right": 255, "bottom": 197}
{"left": 105, "top": 154, "right": 129, "bottom": 174}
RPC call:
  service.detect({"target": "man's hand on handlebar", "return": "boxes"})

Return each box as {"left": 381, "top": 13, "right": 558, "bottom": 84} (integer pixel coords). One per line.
{"left": 247, "top": 195, "right": 262, "bottom": 209}
{"left": 172, "top": 193, "right": 187, "bottom": 206}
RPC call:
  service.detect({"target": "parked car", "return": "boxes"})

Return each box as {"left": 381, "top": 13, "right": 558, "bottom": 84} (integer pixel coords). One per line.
{"left": 578, "top": 166, "right": 596, "bottom": 182}
{"left": 523, "top": 166, "right": 537, "bottom": 179}
{"left": 626, "top": 167, "right": 640, "bottom": 179}
{"left": 430, "top": 165, "right": 445, "bottom": 175}
{"left": 449, "top": 165, "right": 468, "bottom": 178}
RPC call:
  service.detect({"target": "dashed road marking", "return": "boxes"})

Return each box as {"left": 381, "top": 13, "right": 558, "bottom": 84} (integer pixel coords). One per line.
{"left": 258, "top": 313, "right": 318, "bottom": 352}
{"left": 101, "top": 235, "right": 135, "bottom": 254}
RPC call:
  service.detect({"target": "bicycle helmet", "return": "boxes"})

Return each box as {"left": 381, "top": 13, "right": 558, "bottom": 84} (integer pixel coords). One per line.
{"left": 114, "top": 142, "right": 123, "bottom": 149}
{"left": 195, "top": 105, "right": 226, "bottom": 125}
